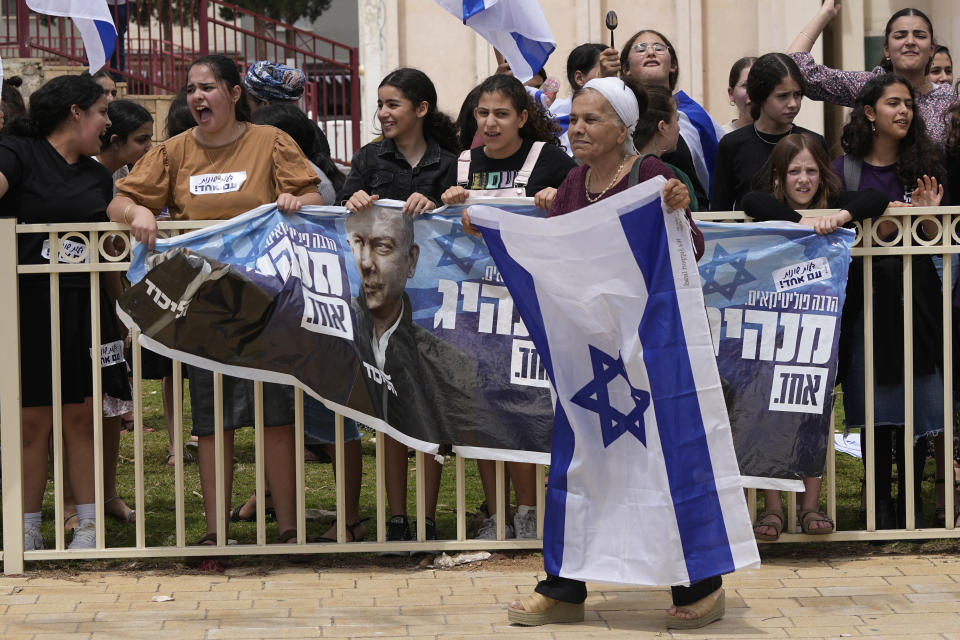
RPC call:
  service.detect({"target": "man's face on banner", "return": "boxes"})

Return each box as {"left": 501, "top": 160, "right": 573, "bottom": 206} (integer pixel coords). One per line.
{"left": 346, "top": 208, "right": 420, "bottom": 323}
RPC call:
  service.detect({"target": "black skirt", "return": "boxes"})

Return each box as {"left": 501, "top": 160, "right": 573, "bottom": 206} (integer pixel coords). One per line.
{"left": 19, "top": 284, "right": 130, "bottom": 407}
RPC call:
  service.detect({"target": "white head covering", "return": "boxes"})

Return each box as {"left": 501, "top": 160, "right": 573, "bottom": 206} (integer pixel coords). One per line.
{"left": 582, "top": 77, "right": 639, "bottom": 155}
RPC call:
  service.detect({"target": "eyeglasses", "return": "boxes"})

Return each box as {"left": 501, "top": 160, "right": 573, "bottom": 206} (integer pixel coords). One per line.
{"left": 633, "top": 42, "right": 668, "bottom": 54}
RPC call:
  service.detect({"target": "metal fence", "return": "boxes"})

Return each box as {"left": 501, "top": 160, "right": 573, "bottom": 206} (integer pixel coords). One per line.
{"left": 1, "top": 207, "right": 959, "bottom": 575}
{"left": 0, "top": 0, "right": 361, "bottom": 164}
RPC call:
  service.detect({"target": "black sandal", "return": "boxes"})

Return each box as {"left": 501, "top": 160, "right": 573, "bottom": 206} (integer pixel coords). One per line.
{"left": 229, "top": 491, "right": 276, "bottom": 523}
{"left": 193, "top": 532, "right": 219, "bottom": 546}
{"left": 316, "top": 518, "right": 369, "bottom": 543}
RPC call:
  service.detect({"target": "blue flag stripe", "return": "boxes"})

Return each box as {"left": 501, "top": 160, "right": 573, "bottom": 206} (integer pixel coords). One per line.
{"left": 674, "top": 91, "right": 719, "bottom": 188}
{"left": 509, "top": 31, "right": 555, "bottom": 74}
{"left": 619, "top": 202, "right": 735, "bottom": 583}
{"left": 461, "top": 0, "right": 486, "bottom": 22}
{"left": 479, "top": 226, "right": 573, "bottom": 575}
{"left": 95, "top": 19, "right": 117, "bottom": 60}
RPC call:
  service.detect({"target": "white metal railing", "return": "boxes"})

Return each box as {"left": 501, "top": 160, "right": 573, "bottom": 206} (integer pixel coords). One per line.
{"left": 1, "top": 207, "right": 959, "bottom": 573}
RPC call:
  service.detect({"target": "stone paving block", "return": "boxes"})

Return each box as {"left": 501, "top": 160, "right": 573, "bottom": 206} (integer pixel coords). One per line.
{"left": 7, "top": 602, "right": 77, "bottom": 614}
{"left": 780, "top": 576, "right": 890, "bottom": 588}
{"left": 251, "top": 597, "right": 321, "bottom": 609}
{"left": 739, "top": 598, "right": 805, "bottom": 609}
{"left": 816, "top": 585, "right": 905, "bottom": 596}
{"left": 788, "top": 614, "right": 864, "bottom": 626}
{"left": 672, "top": 624, "right": 788, "bottom": 637}
{"left": 21, "top": 634, "right": 88, "bottom": 640}
{"left": 94, "top": 609, "right": 207, "bottom": 622}
{"left": 862, "top": 611, "right": 960, "bottom": 625}
{"left": 4, "top": 622, "right": 81, "bottom": 633}
{"left": 319, "top": 624, "right": 411, "bottom": 637}
{"left": 210, "top": 580, "right": 267, "bottom": 591}
{"left": 207, "top": 625, "right": 322, "bottom": 638}
{"left": 0, "top": 594, "right": 39, "bottom": 604}
{"left": 783, "top": 627, "right": 860, "bottom": 637}
{"left": 77, "top": 620, "right": 165, "bottom": 632}
{"left": 196, "top": 598, "right": 255, "bottom": 610}
{"left": 739, "top": 588, "right": 820, "bottom": 598}
{"left": 885, "top": 573, "right": 956, "bottom": 584}
{"left": 793, "top": 595, "right": 856, "bottom": 607}
{"left": 25, "top": 612, "right": 97, "bottom": 623}
{"left": 857, "top": 622, "right": 958, "bottom": 635}
{"left": 443, "top": 594, "right": 498, "bottom": 605}
{"left": 170, "top": 590, "right": 241, "bottom": 601}
{"left": 107, "top": 581, "right": 160, "bottom": 593}
{"left": 163, "top": 619, "right": 224, "bottom": 631}
{"left": 126, "top": 599, "right": 202, "bottom": 611}
{"left": 905, "top": 591, "right": 960, "bottom": 604}
{"left": 103, "top": 627, "right": 202, "bottom": 639}
{"left": 908, "top": 582, "right": 960, "bottom": 593}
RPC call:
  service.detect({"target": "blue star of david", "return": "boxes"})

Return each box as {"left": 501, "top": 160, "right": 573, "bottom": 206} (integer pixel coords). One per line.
{"left": 434, "top": 224, "right": 489, "bottom": 273}
{"left": 700, "top": 245, "right": 756, "bottom": 300}
{"left": 570, "top": 345, "right": 650, "bottom": 448}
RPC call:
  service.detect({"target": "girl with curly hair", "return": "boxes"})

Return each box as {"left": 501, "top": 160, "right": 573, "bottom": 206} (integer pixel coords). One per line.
{"left": 442, "top": 74, "right": 576, "bottom": 541}
{"left": 833, "top": 73, "right": 946, "bottom": 530}
{"left": 443, "top": 73, "right": 575, "bottom": 211}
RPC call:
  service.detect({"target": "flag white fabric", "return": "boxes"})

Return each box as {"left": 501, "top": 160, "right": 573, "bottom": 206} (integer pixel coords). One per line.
{"left": 469, "top": 177, "right": 760, "bottom": 586}
{"left": 434, "top": 0, "right": 555, "bottom": 82}
{"left": 25, "top": 0, "right": 117, "bottom": 72}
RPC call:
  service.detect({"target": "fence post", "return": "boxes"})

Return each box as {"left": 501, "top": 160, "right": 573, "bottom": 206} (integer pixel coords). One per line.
{"left": 198, "top": 0, "right": 209, "bottom": 55}
{"left": 0, "top": 218, "right": 25, "bottom": 574}
{"left": 349, "top": 47, "right": 361, "bottom": 155}
{"left": 16, "top": 0, "right": 31, "bottom": 58}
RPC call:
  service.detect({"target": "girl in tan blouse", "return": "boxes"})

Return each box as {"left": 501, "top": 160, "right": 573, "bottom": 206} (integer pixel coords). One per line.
{"left": 108, "top": 54, "right": 323, "bottom": 545}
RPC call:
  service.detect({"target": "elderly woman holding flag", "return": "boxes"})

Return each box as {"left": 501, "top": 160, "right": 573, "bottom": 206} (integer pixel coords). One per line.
{"left": 465, "top": 76, "right": 727, "bottom": 629}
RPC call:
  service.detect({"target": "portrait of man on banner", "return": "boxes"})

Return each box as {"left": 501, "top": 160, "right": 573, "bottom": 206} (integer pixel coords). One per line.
{"left": 344, "top": 206, "right": 477, "bottom": 451}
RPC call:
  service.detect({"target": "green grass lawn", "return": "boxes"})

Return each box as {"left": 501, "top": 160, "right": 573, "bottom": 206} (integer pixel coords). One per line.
{"left": 9, "top": 383, "right": 955, "bottom": 554}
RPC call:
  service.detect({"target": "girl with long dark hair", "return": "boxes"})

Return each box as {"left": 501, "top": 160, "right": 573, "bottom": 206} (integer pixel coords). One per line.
{"left": 832, "top": 74, "right": 945, "bottom": 530}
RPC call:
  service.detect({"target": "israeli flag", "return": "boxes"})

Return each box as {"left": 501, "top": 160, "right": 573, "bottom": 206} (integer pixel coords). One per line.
{"left": 675, "top": 91, "right": 726, "bottom": 194}
{"left": 435, "top": 0, "right": 555, "bottom": 82}
{"left": 469, "top": 177, "right": 759, "bottom": 586}
{"left": 26, "top": 0, "right": 117, "bottom": 72}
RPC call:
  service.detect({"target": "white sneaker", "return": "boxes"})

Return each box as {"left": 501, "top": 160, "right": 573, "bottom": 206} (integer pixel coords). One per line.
{"left": 514, "top": 508, "right": 538, "bottom": 539}
{"left": 68, "top": 519, "right": 96, "bottom": 549}
{"left": 24, "top": 523, "right": 44, "bottom": 551}
{"left": 475, "top": 514, "right": 514, "bottom": 540}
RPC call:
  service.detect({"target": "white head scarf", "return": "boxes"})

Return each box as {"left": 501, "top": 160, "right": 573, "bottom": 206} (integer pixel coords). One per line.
{"left": 582, "top": 77, "right": 639, "bottom": 155}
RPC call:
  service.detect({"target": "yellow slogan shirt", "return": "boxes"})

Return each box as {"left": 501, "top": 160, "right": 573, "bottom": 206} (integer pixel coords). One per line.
{"left": 115, "top": 123, "right": 320, "bottom": 220}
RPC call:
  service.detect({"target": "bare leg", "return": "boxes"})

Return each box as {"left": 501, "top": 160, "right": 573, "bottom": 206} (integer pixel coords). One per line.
{"left": 22, "top": 407, "right": 54, "bottom": 513}
{"left": 477, "top": 459, "right": 502, "bottom": 516}
{"left": 384, "top": 435, "right": 409, "bottom": 517}
{"left": 162, "top": 376, "right": 175, "bottom": 456}
{"left": 197, "top": 430, "right": 235, "bottom": 537}
{"left": 61, "top": 400, "right": 95, "bottom": 505}
{"left": 319, "top": 438, "right": 365, "bottom": 540}
{"left": 508, "top": 462, "right": 536, "bottom": 507}
{"left": 102, "top": 415, "right": 134, "bottom": 521}
{"left": 424, "top": 453, "right": 442, "bottom": 521}
{"left": 263, "top": 425, "right": 297, "bottom": 536}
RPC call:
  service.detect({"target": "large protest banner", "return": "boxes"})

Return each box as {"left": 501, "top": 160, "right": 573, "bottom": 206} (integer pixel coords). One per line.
{"left": 699, "top": 222, "right": 855, "bottom": 490}
{"left": 120, "top": 201, "right": 553, "bottom": 463}
{"left": 119, "top": 196, "right": 853, "bottom": 485}
{"left": 468, "top": 178, "right": 759, "bottom": 586}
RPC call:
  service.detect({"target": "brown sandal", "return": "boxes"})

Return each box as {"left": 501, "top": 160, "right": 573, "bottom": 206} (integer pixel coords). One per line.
{"left": 800, "top": 509, "right": 834, "bottom": 534}
{"left": 753, "top": 509, "right": 784, "bottom": 541}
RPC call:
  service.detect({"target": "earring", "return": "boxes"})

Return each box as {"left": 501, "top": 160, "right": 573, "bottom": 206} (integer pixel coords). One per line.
{"left": 871, "top": 122, "right": 876, "bottom": 134}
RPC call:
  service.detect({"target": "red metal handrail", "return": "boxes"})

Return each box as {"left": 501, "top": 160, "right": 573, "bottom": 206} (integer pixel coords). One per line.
{"left": 0, "top": 0, "right": 360, "bottom": 163}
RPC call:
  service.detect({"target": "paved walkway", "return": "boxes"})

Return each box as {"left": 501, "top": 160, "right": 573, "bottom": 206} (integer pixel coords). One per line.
{"left": 1, "top": 554, "right": 959, "bottom": 639}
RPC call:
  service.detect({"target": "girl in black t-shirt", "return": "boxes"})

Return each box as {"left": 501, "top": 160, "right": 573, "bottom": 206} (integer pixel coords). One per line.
{"left": 0, "top": 75, "right": 128, "bottom": 551}
{"left": 712, "top": 53, "right": 825, "bottom": 211}
{"left": 442, "top": 74, "right": 576, "bottom": 541}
